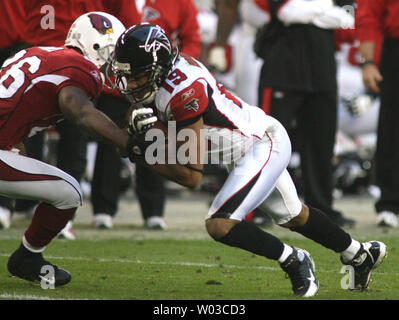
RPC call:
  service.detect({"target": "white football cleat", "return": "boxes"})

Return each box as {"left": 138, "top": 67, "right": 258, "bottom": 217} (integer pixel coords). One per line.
{"left": 376, "top": 211, "right": 398, "bottom": 228}
{"left": 0, "top": 206, "right": 11, "bottom": 229}
{"left": 57, "top": 221, "right": 76, "bottom": 240}
{"left": 145, "top": 216, "right": 168, "bottom": 230}
{"left": 93, "top": 213, "right": 113, "bottom": 229}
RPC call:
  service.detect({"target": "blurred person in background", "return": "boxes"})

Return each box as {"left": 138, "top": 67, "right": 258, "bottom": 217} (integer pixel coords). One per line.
{"left": 356, "top": 0, "right": 399, "bottom": 228}
{"left": 333, "top": 27, "right": 382, "bottom": 198}
{"left": 254, "top": 0, "right": 356, "bottom": 228}
{"left": 209, "top": 0, "right": 269, "bottom": 105}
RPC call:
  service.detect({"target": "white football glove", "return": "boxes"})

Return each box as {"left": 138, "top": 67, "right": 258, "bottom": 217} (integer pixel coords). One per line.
{"left": 345, "top": 94, "right": 374, "bottom": 117}
{"left": 208, "top": 46, "right": 227, "bottom": 73}
{"left": 312, "top": 6, "right": 355, "bottom": 30}
{"left": 277, "top": 0, "right": 333, "bottom": 26}
{"left": 128, "top": 108, "right": 157, "bottom": 135}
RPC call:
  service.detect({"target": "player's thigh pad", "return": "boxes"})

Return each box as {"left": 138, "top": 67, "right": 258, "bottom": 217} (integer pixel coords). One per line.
{"left": 258, "top": 169, "right": 302, "bottom": 225}
{"left": 207, "top": 126, "right": 292, "bottom": 221}
{"left": 0, "top": 150, "right": 82, "bottom": 209}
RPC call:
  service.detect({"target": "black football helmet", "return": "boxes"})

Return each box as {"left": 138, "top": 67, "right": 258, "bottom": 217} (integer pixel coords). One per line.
{"left": 109, "top": 23, "right": 178, "bottom": 105}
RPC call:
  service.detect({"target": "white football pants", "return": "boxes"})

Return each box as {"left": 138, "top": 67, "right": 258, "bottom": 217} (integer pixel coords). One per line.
{"left": 207, "top": 117, "right": 303, "bottom": 225}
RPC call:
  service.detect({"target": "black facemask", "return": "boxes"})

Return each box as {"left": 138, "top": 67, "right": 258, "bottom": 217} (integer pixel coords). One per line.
{"left": 334, "top": 0, "right": 355, "bottom": 7}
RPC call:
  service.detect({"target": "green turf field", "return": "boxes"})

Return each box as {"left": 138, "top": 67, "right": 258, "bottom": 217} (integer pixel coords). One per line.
{"left": 0, "top": 225, "right": 397, "bottom": 300}
{"left": 0, "top": 194, "right": 398, "bottom": 302}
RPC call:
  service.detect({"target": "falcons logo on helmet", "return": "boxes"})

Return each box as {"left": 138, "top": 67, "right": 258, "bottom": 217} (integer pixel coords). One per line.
{"left": 139, "top": 26, "right": 171, "bottom": 53}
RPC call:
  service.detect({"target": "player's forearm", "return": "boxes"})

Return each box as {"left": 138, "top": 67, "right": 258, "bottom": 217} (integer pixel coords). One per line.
{"left": 76, "top": 106, "right": 129, "bottom": 152}
{"left": 58, "top": 86, "right": 130, "bottom": 153}
{"left": 133, "top": 139, "right": 204, "bottom": 188}
{"left": 155, "top": 163, "right": 202, "bottom": 189}
{"left": 136, "top": 159, "right": 202, "bottom": 189}
{"left": 214, "top": 0, "right": 239, "bottom": 46}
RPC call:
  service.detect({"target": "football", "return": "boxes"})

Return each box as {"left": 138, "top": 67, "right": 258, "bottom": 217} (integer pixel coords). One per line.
{"left": 147, "top": 120, "right": 169, "bottom": 145}
{"left": 152, "top": 120, "right": 168, "bottom": 134}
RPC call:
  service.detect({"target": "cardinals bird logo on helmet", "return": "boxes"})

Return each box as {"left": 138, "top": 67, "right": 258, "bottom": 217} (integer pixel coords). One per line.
{"left": 88, "top": 13, "right": 114, "bottom": 35}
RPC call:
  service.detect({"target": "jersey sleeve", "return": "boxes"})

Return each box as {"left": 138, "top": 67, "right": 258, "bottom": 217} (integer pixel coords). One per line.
{"left": 104, "top": 0, "right": 142, "bottom": 28}
{"left": 54, "top": 62, "right": 102, "bottom": 100}
{"left": 355, "top": 0, "right": 386, "bottom": 43}
{"left": 167, "top": 79, "right": 209, "bottom": 126}
{"left": 177, "top": 0, "right": 201, "bottom": 59}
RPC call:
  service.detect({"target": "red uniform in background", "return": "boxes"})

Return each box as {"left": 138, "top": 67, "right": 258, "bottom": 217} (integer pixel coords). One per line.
{"left": 0, "top": 0, "right": 26, "bottom": 49}
{"left": 142, "top": 0, "right": 201, "bottom": 58}
{"left": 22, "top": 0, "right": 141, "bottom": 96}
{"left": 24, "top": 0, "right": 141, "bottom": 47}
{"left": 356, "top": 0, "right": 399, "bottom": 42}
{"left": 334, "top": 28, "right": 383, "bottom": 66}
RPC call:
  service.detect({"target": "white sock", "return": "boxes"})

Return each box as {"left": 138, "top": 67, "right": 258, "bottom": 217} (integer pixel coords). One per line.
{"left": 340, "top": 239, "right": 361, "bottom": 263}
{"left": 278, "top": 244, "right": 293, "bottom": 263}
{"left": 22, "top": 236, "right": 46, "bottom": 253}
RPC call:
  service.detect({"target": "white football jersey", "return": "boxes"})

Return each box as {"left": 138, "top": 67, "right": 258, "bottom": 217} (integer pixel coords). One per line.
{"left": 154, "top": 54, "right": 279, "bottom": 163}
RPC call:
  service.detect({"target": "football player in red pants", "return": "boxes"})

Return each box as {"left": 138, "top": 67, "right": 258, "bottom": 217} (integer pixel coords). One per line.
{"left": 0, "top": 12, "right": 131, "bottom": 287}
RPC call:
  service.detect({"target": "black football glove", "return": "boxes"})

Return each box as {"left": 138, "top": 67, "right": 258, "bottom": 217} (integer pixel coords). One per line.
{"left": 126, "top": 134, "right": 151, "bottom": 162}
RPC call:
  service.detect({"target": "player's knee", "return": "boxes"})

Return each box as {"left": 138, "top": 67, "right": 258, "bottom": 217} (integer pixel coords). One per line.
{"left": 205, "top": 218, "right": 240, "bottom": 240}
{"left": 51, "top": 180, "right": 83, "bottom": 210}
{"left": 280, "top": 203, "right": 309, "bottom": 229}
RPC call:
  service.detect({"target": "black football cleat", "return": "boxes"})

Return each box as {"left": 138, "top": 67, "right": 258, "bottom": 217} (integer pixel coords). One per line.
{"left": 341, "top": 241, "right": 387, "bottom": 291}
{"left": 280, "top": 247, "right": 319, "bottom": 297}
{"left": 7, "top": 244, "right": 71, "bottom": 287}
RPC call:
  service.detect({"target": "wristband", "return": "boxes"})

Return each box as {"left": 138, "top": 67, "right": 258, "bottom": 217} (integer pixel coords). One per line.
{"left": 359, "top": 59, "right": 374, "bottom": 68}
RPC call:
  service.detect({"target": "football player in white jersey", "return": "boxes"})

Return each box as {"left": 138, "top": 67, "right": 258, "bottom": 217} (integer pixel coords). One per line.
{"left": 110, "top": 23, "right": 387, "bottom": 296}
